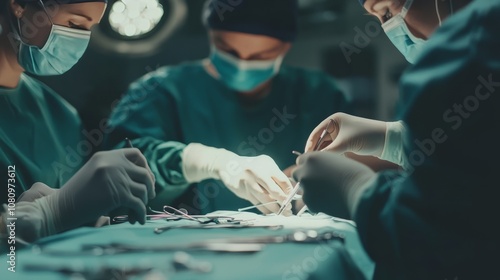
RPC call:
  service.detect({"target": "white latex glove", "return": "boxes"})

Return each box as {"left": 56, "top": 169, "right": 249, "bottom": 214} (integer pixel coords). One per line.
{"left": 305, "top": 113, "right": 387, "bottom": 157}
{"left": 17, "top": 182, "right": 57, "bottom": 202}
{"left": 43, "top": 149, "right": 154, "bottom": 232}
{"left": 305, "top": 113, "right": 410, "bottom": 171}
{"left": 380, "top": 121, "right": 408, "bottom": 169}
{"left": 182, "top": 143, "right": 293, "bottom": 215}
{"left": 7, "top": 149, "right": 155, "bottom": 242}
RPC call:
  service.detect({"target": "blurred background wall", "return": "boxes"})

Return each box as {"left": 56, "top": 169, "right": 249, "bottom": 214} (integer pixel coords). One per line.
{"left": 34, "top": 0, "right": 410, "bottom": 148}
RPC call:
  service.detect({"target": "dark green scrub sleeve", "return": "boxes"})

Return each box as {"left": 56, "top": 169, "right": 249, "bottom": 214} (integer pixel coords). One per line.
{"left": 105, "top": 78, "right": 190, "bottom": 206}
{"left": 354, "top": 1, "right": 500, "bottom": 279}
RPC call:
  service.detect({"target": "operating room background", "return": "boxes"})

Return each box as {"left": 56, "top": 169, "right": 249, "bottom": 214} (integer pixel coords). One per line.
{"left": 34, "top": 0, "right": 409, "bottom": 151}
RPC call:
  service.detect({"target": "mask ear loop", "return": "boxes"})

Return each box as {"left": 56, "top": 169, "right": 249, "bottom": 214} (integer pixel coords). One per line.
{"left": 38, "top": 0, "right": 54, "bottom": 25}
{"left": 14, "top": 10, "right": 24, "bottom": 41}
{"left": 400, "top": 0, "right": 413, "bottom": 19}
{"left": 14, "top": 0, "right": 54, "bottom": 43}
{"left": 435, "top": 0, "right": 442, "bottom": 26}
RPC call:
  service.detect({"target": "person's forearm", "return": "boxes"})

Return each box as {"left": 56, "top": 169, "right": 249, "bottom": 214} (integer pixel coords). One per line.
{"left": 1, "top": 198, "right": 56, "bottom": 244}
{"left": 130, "top": 138, "right": 192, "bottom": 206}
{"left": 353, "top": 171, "right": 406, "bottom": 262}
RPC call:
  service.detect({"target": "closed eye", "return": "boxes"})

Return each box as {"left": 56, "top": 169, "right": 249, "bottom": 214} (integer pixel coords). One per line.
{"left": 69, "top": 22, "right": 88, "bottom": 30}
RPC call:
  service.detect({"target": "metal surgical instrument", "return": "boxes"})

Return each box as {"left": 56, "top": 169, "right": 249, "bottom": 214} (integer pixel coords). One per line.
{"left": 207, "top": 229, "right": 344, "bottom": 245}
{"left": 277, "top": 119, "right": 337, "bottom": 215}
{"left": 40, "top": 242, "right": 264, "bottom": 257}
{"left": 154, "top": 224, "right": 283, "bottom": 234}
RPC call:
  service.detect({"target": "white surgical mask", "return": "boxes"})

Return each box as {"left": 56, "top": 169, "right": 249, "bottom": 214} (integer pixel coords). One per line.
{"left": 210, "top": 47, "right": 284, "bottom": 92}
{"left": 381, "top": 0, "right": 426, "bottom": 64}
{"left": 16, "top": 0, "right": 91, "bottom": 76}
{"left": 382, "top": 0, "right": 454, "bottom": 64}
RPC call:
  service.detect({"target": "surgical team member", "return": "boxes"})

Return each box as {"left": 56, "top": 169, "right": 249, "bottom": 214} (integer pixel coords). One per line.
{"left": 0, "top": 0, "right": 155, "bottom": 244}
{"left": 294, "top": 0, "right": 499, "bottom": 279}
{"left": 104, "top": 0, "right": 352, "bottom": 215}
{"left": 307, "top": 0, "right": 463, "bottom": 170}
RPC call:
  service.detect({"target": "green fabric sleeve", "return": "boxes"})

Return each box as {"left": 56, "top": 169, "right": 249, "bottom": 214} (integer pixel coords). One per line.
{"left": 355, "top": 0, "right": 500, "bottom": 279}
{"left": 104, "top": 75, "right": 190, "bottom": 207}
{"left": 354, "top": 2, "right": 500, "bottom": 279}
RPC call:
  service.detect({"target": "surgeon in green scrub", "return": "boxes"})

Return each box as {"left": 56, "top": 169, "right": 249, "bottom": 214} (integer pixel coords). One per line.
{"left": 301, "top": 0, "right": 462, "bottom": 170}
{"left": 1, "top": 0, "right": 155, "bottom": 244}
{"left": 294, "top": 0, "right": 500, "bottom": 279}
{"left": 105, "top": 0, "right": 352, "bottom": 214}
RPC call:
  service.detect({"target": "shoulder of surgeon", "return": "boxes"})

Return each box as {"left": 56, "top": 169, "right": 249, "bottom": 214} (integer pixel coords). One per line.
{"left": 279, "top": 65, "right": 344, "bottom": 92}
{"left": 18, "top": 74, "right": 80, "bottom": 118}
{"left": 278, "top": 65, "right": 351, "bottom": 108}
{"left": 127, "top": 61, "right": 207, "bottom": 95}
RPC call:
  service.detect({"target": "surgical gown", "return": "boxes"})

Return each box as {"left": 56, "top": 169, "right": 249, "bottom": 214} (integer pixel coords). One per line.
{"left": 354, "top": 0, "right": 500, "bottom": 279}
{"left": 105, "top": 62, "right": 352, "bottom": 213}
{"left": 0, "top": 74, "right": 84, "bottom": 205}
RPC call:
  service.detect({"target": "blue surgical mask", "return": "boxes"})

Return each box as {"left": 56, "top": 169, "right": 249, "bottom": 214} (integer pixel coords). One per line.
{"left": 382, "top": 0, "right": 426, "bottom": 64}
{"left": 210, "top": 47, "right": 284, "bottom": 92}
{"left": 16, "top": 1, "right": 91, "bottom": 76}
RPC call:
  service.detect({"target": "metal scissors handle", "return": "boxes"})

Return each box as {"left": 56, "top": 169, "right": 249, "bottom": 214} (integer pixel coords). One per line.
{"left": 276, "top": 119, "right": 337, "bottom": 215}
{"left": 276, "top": 182, "right": 301, "bottom": 215}
{"left": 313, "top": 119, "right": 337, "bottom": 151}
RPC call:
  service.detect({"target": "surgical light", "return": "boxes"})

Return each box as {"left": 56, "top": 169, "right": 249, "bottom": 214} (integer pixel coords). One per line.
{"left": 109, "top": 0, "right": 165, "bottom": 38}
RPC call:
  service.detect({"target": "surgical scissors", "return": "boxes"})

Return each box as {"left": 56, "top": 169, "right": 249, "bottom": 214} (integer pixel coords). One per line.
{"left": 113, "top": 206, "right": 244, "bottom": 225}
{"left": 276, "top": 119, "right": 337, "bottom": 215}
{"left": 313, "top": 118, "right": 337, "bottom": 151}
{"left": 237, "top": 192, "right": 302, "bottom": 212}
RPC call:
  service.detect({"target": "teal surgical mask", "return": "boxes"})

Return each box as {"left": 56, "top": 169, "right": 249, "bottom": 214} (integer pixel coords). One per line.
{"left": 210, "top": 47, "right": 284, "bottom": 92}
{"left": 16, "top": 1, "right": 91, "bottom": 76}
{"left": 382, "top": 0, "right": 426, "bottom": 64}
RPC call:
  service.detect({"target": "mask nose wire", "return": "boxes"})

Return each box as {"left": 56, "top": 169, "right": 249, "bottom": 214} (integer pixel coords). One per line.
{"left": 15, "top": 0, "right": 55, "bottom": 45}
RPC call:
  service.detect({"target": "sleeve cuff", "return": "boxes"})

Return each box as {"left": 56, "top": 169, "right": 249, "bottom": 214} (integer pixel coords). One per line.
{"left": 380, "top": 121, "right": 408, "bottom": 169}
{"left": 182, "top": 143, "right": 224, "bottom": 183}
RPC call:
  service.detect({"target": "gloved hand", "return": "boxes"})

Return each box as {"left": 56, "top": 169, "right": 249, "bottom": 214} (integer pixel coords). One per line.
{"left": 41, "top": 149, "right": 155, "bottom": 233}
{"left": 182, "top": 143, "right": 293, "bottom": 215}
{"left": 304, "top": 113, "right": 388, "bottom": 157}
{"left": 17, "top": 182, "right": 57, "bottom": 202}
{"left": 293, "top": 152, "right": 376, "bottom": 219}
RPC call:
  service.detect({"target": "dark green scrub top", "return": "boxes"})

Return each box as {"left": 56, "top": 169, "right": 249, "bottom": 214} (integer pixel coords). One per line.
{"left": 355, "top": 0, "right": 500, "bottom": 279}
{"left": 105, "top": 62, "right": 352, "bottom": 213}
{"left": 1, "top": 74, "right": 83, "bottom": 205}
